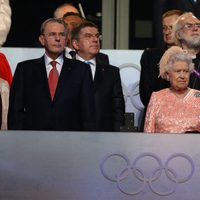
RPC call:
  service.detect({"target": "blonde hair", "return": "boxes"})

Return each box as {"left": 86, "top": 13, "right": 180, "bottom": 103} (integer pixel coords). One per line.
{"left": 162, "top": 9, "right": 184, "bottom": 19}
{"left": 159, "top": 46, "right": 194, "bottom": 80}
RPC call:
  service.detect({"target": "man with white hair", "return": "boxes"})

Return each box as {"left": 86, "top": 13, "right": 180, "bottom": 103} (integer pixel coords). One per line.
{"left": 173, "top": 12, "right": 200, "bottom": 89}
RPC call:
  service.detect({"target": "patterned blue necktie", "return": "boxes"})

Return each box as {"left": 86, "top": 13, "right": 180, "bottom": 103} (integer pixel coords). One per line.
{"left": 84, "top": 61, "right": 92, "bottom": 65}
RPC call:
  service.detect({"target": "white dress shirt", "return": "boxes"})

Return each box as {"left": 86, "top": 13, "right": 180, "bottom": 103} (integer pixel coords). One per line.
{"left": 44, "top": 54, "right": 63, "bottom": 77}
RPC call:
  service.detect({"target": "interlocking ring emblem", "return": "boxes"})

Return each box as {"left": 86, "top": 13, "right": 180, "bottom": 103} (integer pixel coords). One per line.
{"left": 100, "top": 152, "right": 195, "bottom": 196}
{"left": 119, "top": 63, "right": 144, "bottom": 111}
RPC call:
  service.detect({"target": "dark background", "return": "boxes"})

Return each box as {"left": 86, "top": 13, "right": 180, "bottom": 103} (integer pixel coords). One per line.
{"left": 4, "top": 0, "right": 155, "bottom": 49}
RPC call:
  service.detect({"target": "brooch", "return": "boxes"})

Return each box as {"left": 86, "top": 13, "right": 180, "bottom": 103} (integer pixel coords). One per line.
{"left": 194, "top": 92, "right": 200, "bottom": 97}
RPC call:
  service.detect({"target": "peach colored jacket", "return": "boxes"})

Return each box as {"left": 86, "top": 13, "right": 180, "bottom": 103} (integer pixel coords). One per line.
{"left": 144, "top": 88, "right": 200, "bottom": 133}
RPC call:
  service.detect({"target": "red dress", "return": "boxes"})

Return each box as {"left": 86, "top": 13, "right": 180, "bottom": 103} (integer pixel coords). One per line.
{"left": 0, "top": 53, "right": 12, "bottom": 87}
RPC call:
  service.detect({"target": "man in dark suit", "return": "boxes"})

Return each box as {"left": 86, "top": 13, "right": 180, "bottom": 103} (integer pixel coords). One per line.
{"left": 62, "top": 11, "right": 110, "bottom": 66}
{"left": 139, "top": 10, "right": 183, "bottom": 131}
{"left": 8, "top": 18, "right": 95, "bottom": 131}
{"left": 140, "top": 10, "right": 183, "bottom": 108}
{"left": 71, "top": 21, "right": 125, "bottom": 131}
{"left": 173, "top": 12, "right": 200, "bottom": 90}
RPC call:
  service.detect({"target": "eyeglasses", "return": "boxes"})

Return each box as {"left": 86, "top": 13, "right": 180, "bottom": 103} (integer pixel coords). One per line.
{"left": 182, "top": 23, "right": 200, "bottom": 30}
{"left": 163, "top": 25, "right": 173, "bottom": 32}
{"left": 78, "top": 33, "right": 102, "bottom": 40}
{"left": 42, "top": 32, "right": 66, "bottom": 38}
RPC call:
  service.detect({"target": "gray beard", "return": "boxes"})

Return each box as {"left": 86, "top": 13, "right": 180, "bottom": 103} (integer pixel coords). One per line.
{"left": 184, "top": 36, "right": 200, "bottom": 48}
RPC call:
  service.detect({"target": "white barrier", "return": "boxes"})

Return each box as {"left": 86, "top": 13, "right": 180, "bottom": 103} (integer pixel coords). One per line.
{"left": 1, "top": 47, "right": 144, "bottom": 127}
{"left": 0, "top": 130, "right": 199, "bottom": 199}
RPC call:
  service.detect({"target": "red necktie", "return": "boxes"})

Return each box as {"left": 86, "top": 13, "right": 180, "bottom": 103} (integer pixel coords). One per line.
{"left": 48, "top": 60, "right": 59, "bottom": 100}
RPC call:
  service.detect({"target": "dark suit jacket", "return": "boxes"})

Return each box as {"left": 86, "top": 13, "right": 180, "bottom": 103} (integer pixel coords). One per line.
{"left": 96, "top": 52, "right": 109, "bottom": 66}
{"left": 189, "top": 52, "right": 200, "bottom": 90}
{"left": 94, "top": 55, "right": 125, "bottom": 131}
{"left": 139, "top": 47, "right": 170, "bottom": 108}
{"left": 8, "top": 56, "right": 95, "bottom": 131}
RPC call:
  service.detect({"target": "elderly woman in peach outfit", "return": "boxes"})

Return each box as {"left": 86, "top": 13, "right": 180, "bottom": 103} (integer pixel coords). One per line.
{"left": 144, "top": 46, "right": 200, "bottom": 133}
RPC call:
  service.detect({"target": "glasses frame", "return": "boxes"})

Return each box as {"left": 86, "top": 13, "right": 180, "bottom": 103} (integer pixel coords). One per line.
{"left": 42, "top": 32, "right": 67, "bottom": 38}
{"left": 181, "top": 23, "right": 200, "bottom": 30}
{"left": 162, "top": 25, "right": 173, "bottom": 32}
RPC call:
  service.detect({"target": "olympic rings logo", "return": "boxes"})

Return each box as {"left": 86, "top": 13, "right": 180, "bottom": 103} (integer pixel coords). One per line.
{"left": 118, "top": 63, "right": 144, "bottom": 111}
{"left": 100, "top": 152, "right": 195, "bottom": 196}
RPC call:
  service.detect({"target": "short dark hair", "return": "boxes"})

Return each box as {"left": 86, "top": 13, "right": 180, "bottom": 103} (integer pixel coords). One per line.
{"left": 71, "top": 21, "right": 98, "bottom": 40}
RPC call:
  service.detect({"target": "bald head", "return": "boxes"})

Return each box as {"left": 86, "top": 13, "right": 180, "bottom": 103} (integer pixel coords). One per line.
{"left": 54, "top": 3, "right": 79, "bottom": 19}
{"left": 176, "top": 12, "right": 199, "bottom": 28}
{"left": 173, "top": 12, "right": 200, "bottom": 47}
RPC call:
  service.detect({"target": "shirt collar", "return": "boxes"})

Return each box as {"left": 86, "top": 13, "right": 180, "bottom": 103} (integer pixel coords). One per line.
{"left": 76, "top": 54, "right": 96, "bottom": 65}
{"left": 44, "top": 53, "right": 64, "bottom": 68}
{"left": 65, "top": 46, "right": 75, "bottom": 54}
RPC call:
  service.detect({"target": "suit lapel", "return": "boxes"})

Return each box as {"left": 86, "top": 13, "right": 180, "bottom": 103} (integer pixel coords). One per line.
{"left": 35, "top": 57, "right": 52, "bottom": 100}
{"left": 94, "top": 60, "right": 105, "bottom": 92}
